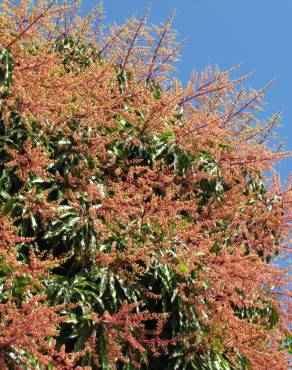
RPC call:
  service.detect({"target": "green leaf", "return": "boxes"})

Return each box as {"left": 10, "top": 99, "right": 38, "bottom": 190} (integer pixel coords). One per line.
{"left": 0, "top": 48, "right": 13, "bottom": 88}
{"left": 178, "top": 261, "right": 189, "bottom": 274}
{"left": 159, "top": 131, "right": 175, "bottom": 141}
{"left": 210, "top": 240, "right": 219, "bottom": 254}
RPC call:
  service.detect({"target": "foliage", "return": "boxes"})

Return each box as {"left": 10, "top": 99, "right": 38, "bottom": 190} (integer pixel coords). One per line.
{"left": 0, "top": 1, "right": 291, "bottom": 369}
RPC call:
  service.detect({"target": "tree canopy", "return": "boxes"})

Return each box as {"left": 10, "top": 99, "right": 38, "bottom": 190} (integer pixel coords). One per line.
{"left": 0, "top": 1, "right": 291, "bottom": 369}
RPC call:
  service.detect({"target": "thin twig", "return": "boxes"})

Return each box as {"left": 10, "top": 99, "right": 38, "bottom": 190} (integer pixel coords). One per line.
{"left": 121, "top": 7, "right": 150, "bottom": 73}
{"left": 6, "top": 1, "right": 56, "bottom": 49}
{"left": 146, "top": 12, "right": 175, "bottom": 82}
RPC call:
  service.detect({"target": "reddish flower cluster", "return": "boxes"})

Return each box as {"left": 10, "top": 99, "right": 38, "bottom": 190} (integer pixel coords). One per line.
{"left": 0, "top": 1, "right": 291, "bottom": 368}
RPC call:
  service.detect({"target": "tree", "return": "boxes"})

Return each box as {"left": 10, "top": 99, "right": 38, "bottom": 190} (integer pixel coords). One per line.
{"left": 0, "top": 1, "right": 291, "bottom": 369}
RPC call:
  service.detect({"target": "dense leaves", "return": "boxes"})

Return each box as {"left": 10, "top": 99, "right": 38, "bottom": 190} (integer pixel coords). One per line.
{"left": 0, "top": 1, "right": 291, "bottom": 369}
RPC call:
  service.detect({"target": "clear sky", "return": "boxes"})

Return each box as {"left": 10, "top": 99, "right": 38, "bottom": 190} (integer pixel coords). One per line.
{"left": 83, "top": 0, "right": 292, "bottom": 183}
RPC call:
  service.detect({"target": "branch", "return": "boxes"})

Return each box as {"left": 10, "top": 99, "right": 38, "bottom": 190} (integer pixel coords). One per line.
{"left": 146, "top": 12, "right": 175, "bottom": 82}
{"left": 99, "top": 20, "right": 131, "bottom": 56}
{"left": 220, "top": 81, "right": 274, "bottom": 128}
{"left": 179, "top": 84, "right": 227, "bottom": 106}
{"left": 121, "top": 6, "right": 150, "bottom": 73}
{"left": 150, "top": 36, "right": 186, "bottom": 78}
{"left": 5, "top": 1, "right": 56, "bottom": 50}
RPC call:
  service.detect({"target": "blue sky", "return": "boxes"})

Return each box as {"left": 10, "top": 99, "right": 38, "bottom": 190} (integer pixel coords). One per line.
{"left": 84, "top": 0, "right": 292, "bottom": 183}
